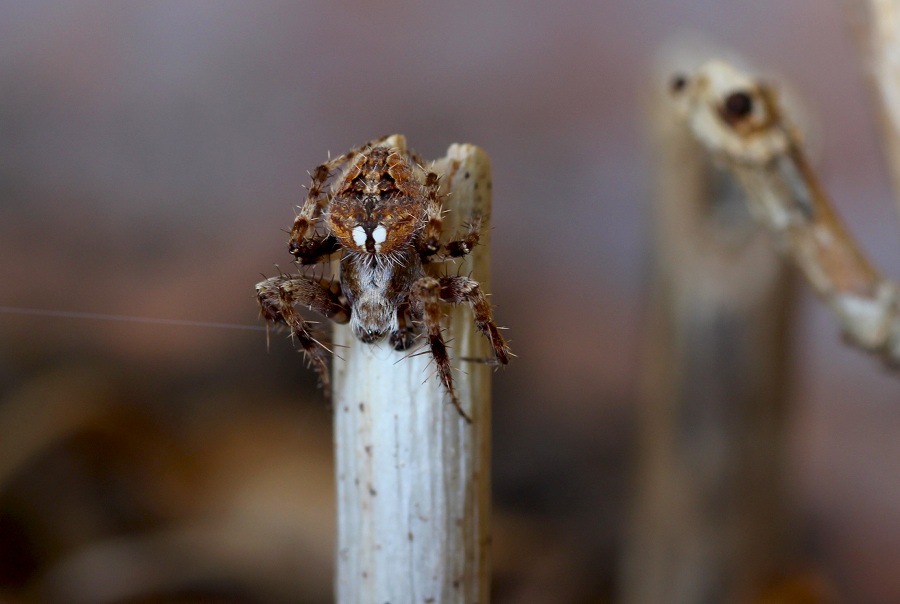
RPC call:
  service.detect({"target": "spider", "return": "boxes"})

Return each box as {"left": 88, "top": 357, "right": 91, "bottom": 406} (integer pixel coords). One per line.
{"left": 255, "top": 136, "right": 510, "bottom": 422}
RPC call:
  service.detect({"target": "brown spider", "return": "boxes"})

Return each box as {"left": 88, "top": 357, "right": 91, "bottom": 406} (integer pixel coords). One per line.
{"left": 255, "top": 136, "right": 510, "bottom": 421}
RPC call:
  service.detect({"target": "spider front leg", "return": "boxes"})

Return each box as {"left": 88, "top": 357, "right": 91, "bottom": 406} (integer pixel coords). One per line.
{"left": 256, "top": 274, "right": 350, "bottom": 394}
{"left": 288, "top": 163, "right": 344, "bottom": 264}
{"left": 416, "top": 171, "right": 446, "bottom": 258}
{"left": 411, "top": 277, "right": 472, "bottom": 423}
{"left": 418, "top": 203, "right": 483, "bottom": 264}
{"left": 437, "top": 275, "right": 510, "bottom": 365}
{"left": 289, "top": 234, "right": 341, "bottom": 265}
{"left": 436, "top": 215, "right": 482, "bottom": 261}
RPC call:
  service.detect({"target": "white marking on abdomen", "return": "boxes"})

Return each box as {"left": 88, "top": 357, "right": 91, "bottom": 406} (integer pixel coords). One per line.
{"left": 352, "top": 225, "right": 367, "bottom": 248}
{"left": 372, "top": 224, "right": 387, "bottom": 252}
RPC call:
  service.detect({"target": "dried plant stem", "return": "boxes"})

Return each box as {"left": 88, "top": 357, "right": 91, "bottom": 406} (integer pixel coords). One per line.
{"left": 676, "top": 60, "right": 900, "bottom": 364}
{"left": 331, "top": 136, "right": 492, "bottom": 604}
{"left": 844, "top": 0, "right": 900, "bottom": 214}
{"left": 622, "top": 61, "right": 795, "bottom": 603}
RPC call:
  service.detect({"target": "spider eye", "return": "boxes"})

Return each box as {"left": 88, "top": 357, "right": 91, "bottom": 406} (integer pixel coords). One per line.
{"left": 670, "top": 74, "right": 687, "bottom": 93}
{"left": 722, "top": 90, "right": 753, "bottom": 121}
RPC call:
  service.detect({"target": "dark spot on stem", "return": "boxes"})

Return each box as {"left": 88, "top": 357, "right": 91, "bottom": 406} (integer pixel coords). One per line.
{"left": 723, "top": 91, "right": 753, "bottom": 120}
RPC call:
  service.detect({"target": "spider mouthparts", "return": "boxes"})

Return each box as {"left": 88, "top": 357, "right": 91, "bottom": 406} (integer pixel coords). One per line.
{"left": 359, "top": 328, "right": 385, "bottom": 344}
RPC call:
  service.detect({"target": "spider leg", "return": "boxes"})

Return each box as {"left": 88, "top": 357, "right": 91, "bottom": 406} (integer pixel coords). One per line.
{"left": 256, "top": 274, "right": 350, "bottom": 394}
{"left": 289, "top": 161, "right": 339, "bottom": 256}
{"left": 290, "top": 234, "right": 342, "bottom": 265}
{"left": 437, "top": 275, "right": 510, "bottom": 364}
{"left": 416, "top": 171, "right": 446, "bottom": 258}
{"left": 389, "top": 302, "right": 417, "bottom": 351}
{"left": 426, "top": 215, "right": 483, "bottom": 263}
{"left": 410, "top": 277, "right": 472, "bottom": 423}
{"left": 416, "top": 178, "right": 482, "bottom": 263}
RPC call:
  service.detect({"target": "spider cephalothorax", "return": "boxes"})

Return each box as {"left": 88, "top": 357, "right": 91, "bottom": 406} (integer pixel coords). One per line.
{"left": 329, "top": 146, "right": 425, "bottom": 256}
{"left": 256, "top": 136, "right": 510, "bottom": 421}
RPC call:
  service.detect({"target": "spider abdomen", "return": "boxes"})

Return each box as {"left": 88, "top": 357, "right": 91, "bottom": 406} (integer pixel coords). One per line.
{"left": 342, "top": 249, "right": 421, "bottom": 345}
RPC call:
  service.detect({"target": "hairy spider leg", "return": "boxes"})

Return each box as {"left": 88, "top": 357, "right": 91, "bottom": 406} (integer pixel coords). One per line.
{"left": 416, "top": 171, "right": 446, "bottom": 258}
{"left": 415, "top": 175, "right": 483, "bottom": 263}
{"left": 256, "top": 274, "right": 351, "bottom": 393}
{"left": 437, "top": 275, "right": 511, "bottom": 365}
{"left": 411, "top": 276, "right": 471, "bottom": 423}
{"left": 425, "top": 215, "right": 484, "bottom": 264}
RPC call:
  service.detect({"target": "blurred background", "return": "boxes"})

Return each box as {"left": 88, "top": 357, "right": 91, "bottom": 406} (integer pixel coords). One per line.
{"left": 1, "top": 1, "right": 899, "bottom": 602}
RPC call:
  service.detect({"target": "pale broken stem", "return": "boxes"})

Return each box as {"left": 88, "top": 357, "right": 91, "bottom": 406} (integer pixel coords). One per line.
{"left": 844, "top": 0, "right": 900, "bottom": 217}
{"left": 728, "top": 131, "right": 900, "bottom": 359}
{"left": 331, "top": 135, "right": 492, "bottom": 604}
{"left": 677, "top": 61, "right": 900, "bottom": 364}
{"left": 622, "top": 59, "right": 794, "bottom": 604}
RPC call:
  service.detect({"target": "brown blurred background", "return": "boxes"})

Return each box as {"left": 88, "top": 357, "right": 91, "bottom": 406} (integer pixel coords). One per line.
{"left": 1, "top": 1, "right": 899, "bottom": 602}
